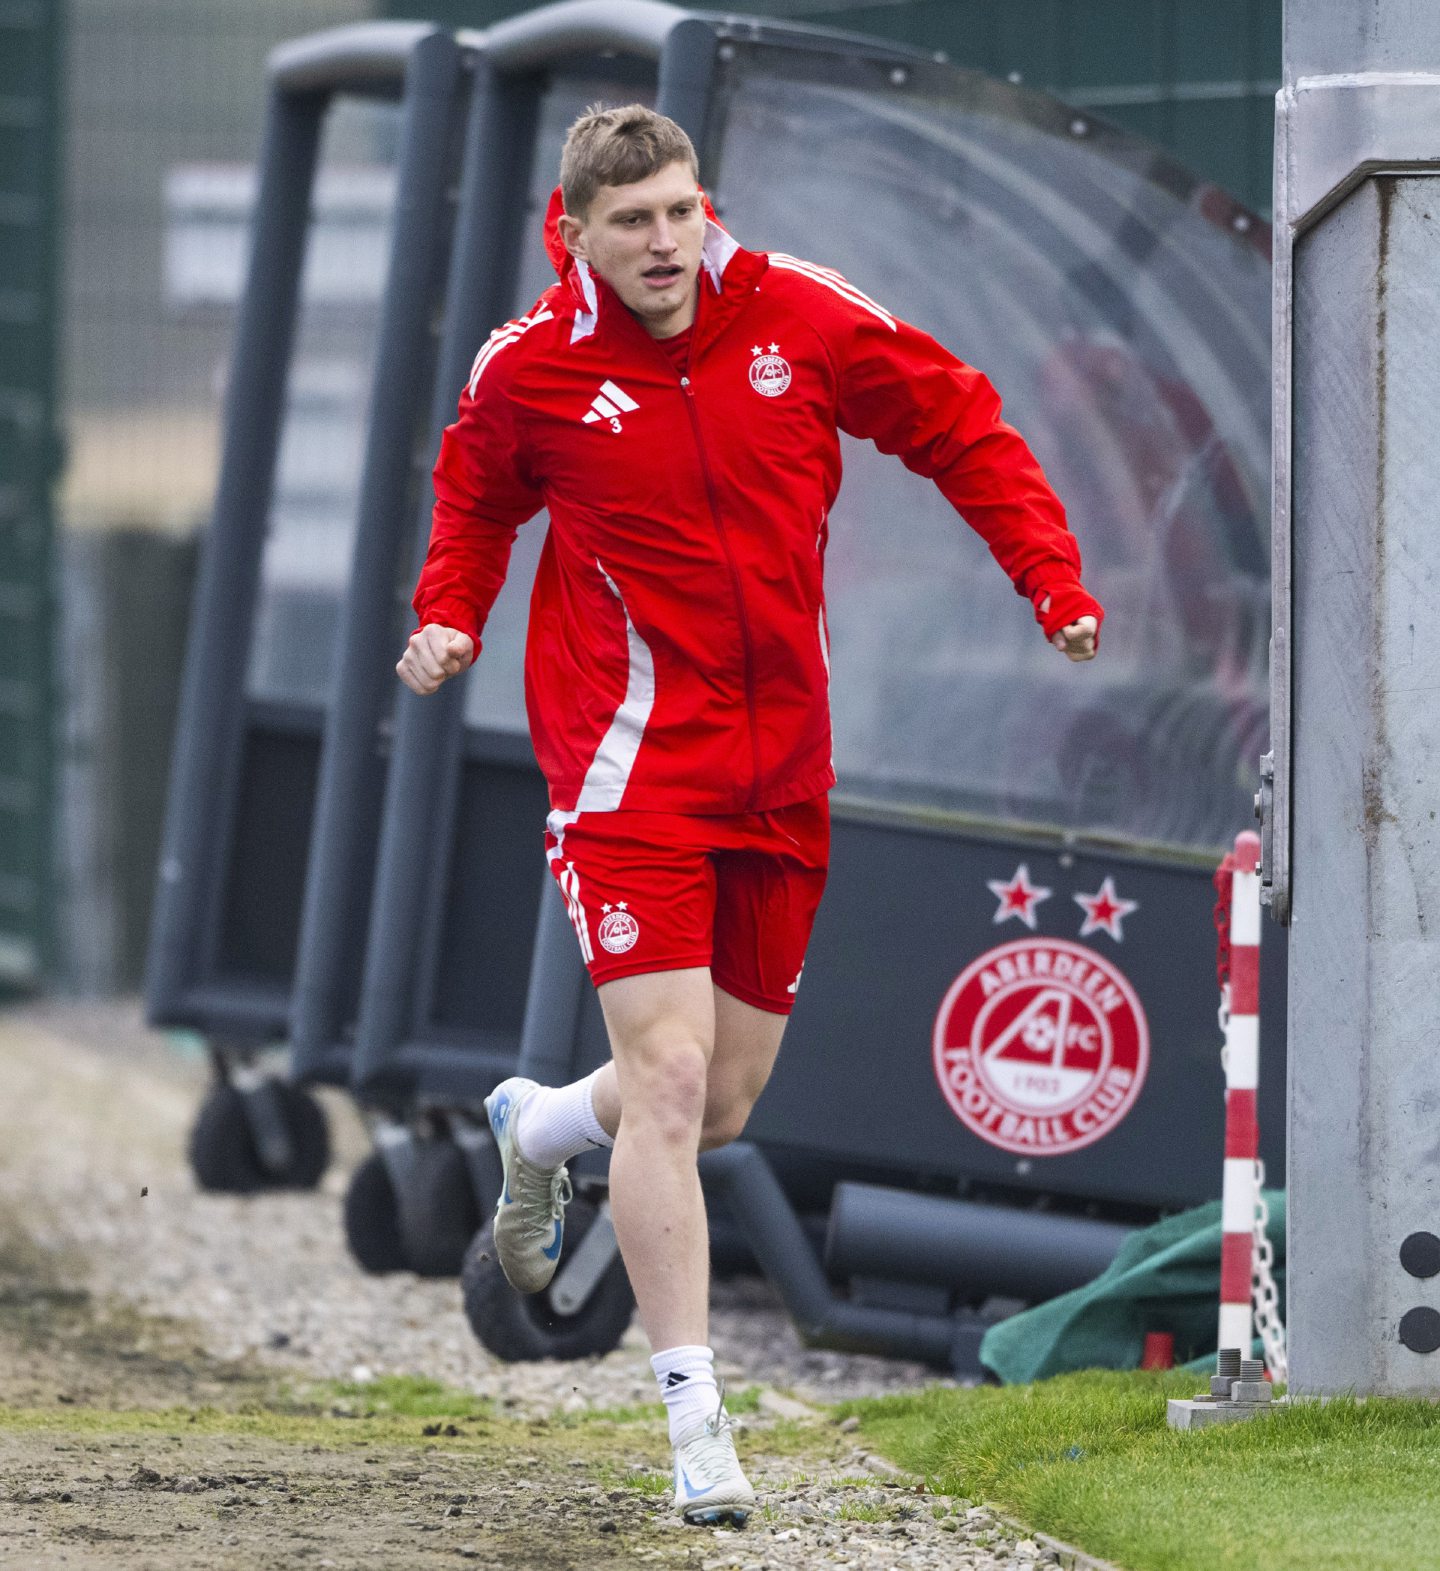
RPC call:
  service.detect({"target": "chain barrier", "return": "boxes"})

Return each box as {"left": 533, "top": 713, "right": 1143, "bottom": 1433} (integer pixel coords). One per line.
{"left": 1251, "top": 1160, "right": 1289, "bottom": 1383}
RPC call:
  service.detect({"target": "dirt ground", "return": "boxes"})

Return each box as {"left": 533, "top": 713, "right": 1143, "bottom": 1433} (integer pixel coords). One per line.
{"left": 0, "top": 1007, "right": 934, "bottom": 1571}
{"left": 0, "top": 1215, "right": 874, "bottom": 1570}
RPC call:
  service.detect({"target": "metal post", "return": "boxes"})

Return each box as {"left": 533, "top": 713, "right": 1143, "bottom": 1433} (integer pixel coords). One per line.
{"left": 145, "top": 83, "right": 323, "bottom": 1018}
{"left": 143, "top": 21, "right": 438, "bottom": 1027}
{"left": 349, "top": 61, "right": 541, "bottom": 1097}
{"left": 1275, "top": 0, "right": 1440, "bottom": 1394}
{"left": 289, "top": 30, "right": 466, "bottom": 1080}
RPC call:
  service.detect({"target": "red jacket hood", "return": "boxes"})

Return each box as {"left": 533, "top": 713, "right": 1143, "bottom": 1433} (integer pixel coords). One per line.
{"left": 542, "top": 184, "right": 733, "bottom": 313}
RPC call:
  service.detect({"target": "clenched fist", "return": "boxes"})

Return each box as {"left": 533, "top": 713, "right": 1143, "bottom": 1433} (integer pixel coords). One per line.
{"left": 396, "top": 624, "right": 475, "bottom": 695}
{"left": 1051, "top": 615, "right": 1098, "bottom": 661}
{"left": 1039, "top": 595, "right": 1099, "bottom": 662}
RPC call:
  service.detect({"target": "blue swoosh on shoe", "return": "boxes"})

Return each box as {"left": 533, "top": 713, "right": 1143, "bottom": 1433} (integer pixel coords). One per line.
{"left": 540, "top": 1220, "right": 564, "bottom": 1260}
{"left": 678, "top": 1467, "right": 710, "bottom": 1501}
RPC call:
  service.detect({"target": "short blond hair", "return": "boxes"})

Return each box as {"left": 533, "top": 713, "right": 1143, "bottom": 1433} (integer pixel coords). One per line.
{"left": 560, "top": 103, "right": 698, "bottom": 217}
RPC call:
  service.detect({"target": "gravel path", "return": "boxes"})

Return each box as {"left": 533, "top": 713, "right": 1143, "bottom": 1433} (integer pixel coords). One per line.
{"left": 0, "top": 999, "right": 945, "bottom": 1411}
{"left": 0, "top": 999, "right": 1090, "bottom": 1571}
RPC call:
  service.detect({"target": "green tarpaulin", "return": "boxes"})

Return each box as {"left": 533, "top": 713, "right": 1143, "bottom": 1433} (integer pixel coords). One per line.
{"left": 980, "top": 1193, "right": 1286, "bottom": 1384}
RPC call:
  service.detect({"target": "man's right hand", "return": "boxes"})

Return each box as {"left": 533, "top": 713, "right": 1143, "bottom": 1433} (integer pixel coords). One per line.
{"left": 396, "top": 624, "right": 475, "bottom": 695}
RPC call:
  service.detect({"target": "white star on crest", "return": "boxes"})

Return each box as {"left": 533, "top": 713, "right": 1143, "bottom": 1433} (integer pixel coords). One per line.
{"left": 986, "top": 864, "right": 1052, "bottom": 930}
{"left": 751, "top": 345, "right": 764, "bottom": 357}
{"left": 601, "top": 903, "right": 612, "bottom": 914}
{"left": 1073, "top": 876, "right": 1139, "bottom": 941}
{"left": 768, "top": 342, "right": 780, "bottom": 354}
{"left": 617, "top": 902, "right": 628, "bottom": 911}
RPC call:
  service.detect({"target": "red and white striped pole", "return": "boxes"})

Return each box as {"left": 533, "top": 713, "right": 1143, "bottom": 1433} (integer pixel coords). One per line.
{"left": 1218, "top": 830, "right": 1262, "bottom": 1356}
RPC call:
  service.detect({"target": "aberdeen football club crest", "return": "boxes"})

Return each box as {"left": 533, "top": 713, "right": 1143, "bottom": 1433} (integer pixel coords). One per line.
{"left": 932, "top": 937, "right": 1149, "bottom": 1156}
{"left": 598, "top": 902, "right": 639, "bottom": 955}
{"left": 748, "top": 343, "right": 792, "bottom": 397}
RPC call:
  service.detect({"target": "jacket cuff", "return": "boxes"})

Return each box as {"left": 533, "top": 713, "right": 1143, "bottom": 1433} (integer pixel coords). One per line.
{"left": 1030, "top": 580, "right": 1105, "bottom": 644}
{"left": 411, "top": 604, "right": 481, "bottom": 657}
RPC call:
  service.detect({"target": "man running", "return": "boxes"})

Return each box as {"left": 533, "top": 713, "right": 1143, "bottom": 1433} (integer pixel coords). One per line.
{"left": 398, "top": 104, "right": 1102, "bottom": 1527}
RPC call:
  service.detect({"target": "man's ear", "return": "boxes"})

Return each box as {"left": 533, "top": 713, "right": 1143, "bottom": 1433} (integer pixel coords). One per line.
{"left": 556, "top": 211, "right": 586, "bottom": 261}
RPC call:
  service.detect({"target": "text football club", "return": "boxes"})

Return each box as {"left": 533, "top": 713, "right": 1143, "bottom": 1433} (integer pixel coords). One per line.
{"left": 932, "top": 937, "right": 1150, "bottom": 1156}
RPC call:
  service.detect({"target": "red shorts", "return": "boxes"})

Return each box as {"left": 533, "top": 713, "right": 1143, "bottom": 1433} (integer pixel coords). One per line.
{"left": 544, "top": 796, "right": 830, "bottom": 1014}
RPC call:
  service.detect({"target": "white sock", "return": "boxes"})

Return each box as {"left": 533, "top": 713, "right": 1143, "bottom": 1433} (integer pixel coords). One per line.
{"left": 651, "top": 1344, "right": 720, "bottom": 1445}
{"left": 513, "top": 1069, "right": 613, "bottom": 1168}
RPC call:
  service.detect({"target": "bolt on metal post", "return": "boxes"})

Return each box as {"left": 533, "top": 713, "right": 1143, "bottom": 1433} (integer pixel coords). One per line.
{"left": 1232, "top": 1357, "right": 1272, "bottom": 1403}
{"left": 1209, "top": 1347, "right": 1243, "bottom": 1397}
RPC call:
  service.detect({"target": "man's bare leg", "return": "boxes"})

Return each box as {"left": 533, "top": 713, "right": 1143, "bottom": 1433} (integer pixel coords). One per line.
{"left": 699, "top": 986, "right": 789, "bottom": 1151}
{"left": 580, "top": 978, "right": 788, "bottom": 1340}
{"left": 582, "top": 982, "right": 787, "bottom": 1141}
{"left": 596, "top": 967, "right": 716, "bottom": 1350}
{"left": 495, "top": 972, "right": 789, "bottom": 1519}
{"left": 501, "top": 975, "right": 789, "bottom": 1349}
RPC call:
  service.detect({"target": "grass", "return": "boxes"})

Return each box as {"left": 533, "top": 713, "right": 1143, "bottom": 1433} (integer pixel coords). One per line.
{"left": 619, "top": 1468, "right": 671, "bottom": 1496}
{"left": 302, "top": 1373, "right": 496, "bottom": 1421}
{"left": 0, "top": 1368, "right": 824, "bottom": 1476}
{"left": 842, "top": 1370, "right": 1440, "bottom": 1571}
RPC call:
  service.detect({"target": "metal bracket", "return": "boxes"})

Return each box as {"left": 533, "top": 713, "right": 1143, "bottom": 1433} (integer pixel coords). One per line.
{"left": 549, "top": 1199, "right": 619, "bottom": 1314}
{"left": 230, "top": 1068, "right": 295, "bottom": 1176}
{"left": 372, "top": 1118, "right": 420, "bottom": 1189}
{"left": 1255, "top": 748, "right": 1275, "bottom": 895}
{"left": 451, "top": 1118, "right": 501, "bottom": 1208}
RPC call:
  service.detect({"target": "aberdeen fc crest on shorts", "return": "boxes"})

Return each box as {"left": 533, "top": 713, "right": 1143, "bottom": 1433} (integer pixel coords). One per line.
{"left": 748, "top": 343, "right": 792, "bottom": 398}
{"left": 932, "top": 938, "right": 1149, "bottom": 1156}
{"left": 598, "top": 902, "right": 639, "bottom": 955}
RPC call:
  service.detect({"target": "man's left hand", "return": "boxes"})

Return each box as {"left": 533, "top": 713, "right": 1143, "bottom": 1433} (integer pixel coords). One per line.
{"left": 1038, "top": 593, "right": 1099, "bottom": 661}
{"left": 1052, "top": 615, "right": 1098, "bottom": 661}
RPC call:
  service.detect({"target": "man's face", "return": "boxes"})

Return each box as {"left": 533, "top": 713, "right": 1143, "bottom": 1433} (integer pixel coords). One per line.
{"left": 558, "top": 161, "right": 705, "bottom": 339}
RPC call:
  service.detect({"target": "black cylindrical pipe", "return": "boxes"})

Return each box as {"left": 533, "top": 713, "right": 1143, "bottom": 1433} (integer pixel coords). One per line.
{"left": 699, "top": 1143, "right": 960, "bottom": 1366}
{"left": 825, "top": 1182, "right": 1128, "bottom": 1301}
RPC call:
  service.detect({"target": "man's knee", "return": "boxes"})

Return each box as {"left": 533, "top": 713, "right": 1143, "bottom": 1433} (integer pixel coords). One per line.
{"left": 698, "top": 1087, "right": 757, "bottom": 1151}
{"left": 621, "top": 1034, "right": 709, "bottom": 1143}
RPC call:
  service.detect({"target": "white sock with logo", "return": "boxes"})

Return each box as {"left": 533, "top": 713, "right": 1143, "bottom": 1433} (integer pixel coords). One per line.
{"left": 651, "top": 1344, "right": 720, "bottom": 1445}
{"left": 513, "top": 1068, "right": 613, "bottom": 1169}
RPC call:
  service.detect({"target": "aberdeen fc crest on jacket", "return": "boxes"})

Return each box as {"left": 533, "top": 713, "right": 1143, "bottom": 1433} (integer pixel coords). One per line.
{"left": 748, "top": 343, "right": 791, "bottom": 397}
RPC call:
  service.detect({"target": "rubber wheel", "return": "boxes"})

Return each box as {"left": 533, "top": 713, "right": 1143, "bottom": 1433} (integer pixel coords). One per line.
{"left": 397, "top": 1138, "right": 485, "bottom": 1279}
{"left": 460, "top": 1195, "right": 635, "bottom": 1361}
{"left": 188, "top": 1080, "right": 267, "bottom": 1194}
{"left": 343, "top": 1151, "right": 408, "bottom": 1274}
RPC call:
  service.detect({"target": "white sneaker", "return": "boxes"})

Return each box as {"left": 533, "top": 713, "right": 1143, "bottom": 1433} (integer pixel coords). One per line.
{"left": 671, "top": 1398, "right": 755, "bottom": 1527}
{"left": 483, "top": 1076, "right": 573, "bottom": 1294}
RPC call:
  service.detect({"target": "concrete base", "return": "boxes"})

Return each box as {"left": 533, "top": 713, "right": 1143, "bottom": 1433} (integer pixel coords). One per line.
{"left": 1167, "top": 1397, "right": 1282, "bottom": 1430}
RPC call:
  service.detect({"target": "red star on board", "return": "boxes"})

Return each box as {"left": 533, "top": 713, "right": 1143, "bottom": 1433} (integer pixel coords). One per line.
{"left": 986, "top": 864, "right": 1052, "bottom": 930}
{"left": 1073, "top": 876, "right": 1139, "bottom": 941}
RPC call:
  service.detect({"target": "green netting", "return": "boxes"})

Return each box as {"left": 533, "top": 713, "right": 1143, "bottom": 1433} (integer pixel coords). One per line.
{"left": 980, "top": 1192, "right": 1286, "bottom": 1384}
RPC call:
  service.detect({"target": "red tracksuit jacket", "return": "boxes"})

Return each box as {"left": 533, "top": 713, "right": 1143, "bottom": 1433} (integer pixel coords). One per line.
{"left": 414, "top": 192, "right": 1103, "bottom": 818}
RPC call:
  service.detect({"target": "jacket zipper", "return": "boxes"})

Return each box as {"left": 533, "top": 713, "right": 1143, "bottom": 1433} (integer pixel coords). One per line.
{"left": 679, "top": 371, "right": 763, "bottom": 809}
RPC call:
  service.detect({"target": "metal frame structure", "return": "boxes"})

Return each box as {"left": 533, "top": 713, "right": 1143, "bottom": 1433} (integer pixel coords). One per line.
{"left": 335, "top": 3, "right": 1280, "bottom": 1366}
{"left": 149, "top": 1, "right": 1283, "bottom": 1366}
{"left": 145, "top": 22, "right": 472, "bottom": 1046}
{"left": 1271, "top": 0, "right": 1440, "bottom": 1396}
